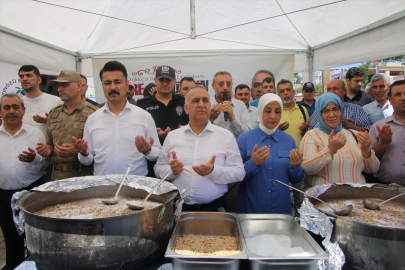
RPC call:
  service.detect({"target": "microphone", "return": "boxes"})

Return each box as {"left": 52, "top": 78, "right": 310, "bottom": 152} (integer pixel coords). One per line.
{"left": 222, "top": 92, "right": 229, "bottom": 121}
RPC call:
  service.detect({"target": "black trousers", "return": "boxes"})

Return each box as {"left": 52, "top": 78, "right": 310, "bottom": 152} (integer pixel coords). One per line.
{"left": 0, "top": 176, "right": 44, "bottom": 270}
{"left": 182, "top": 195, "right": 226, "bottom": 212}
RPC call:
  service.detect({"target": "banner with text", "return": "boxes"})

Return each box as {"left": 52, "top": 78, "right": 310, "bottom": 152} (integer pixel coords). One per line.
{"left": 92, "top": 53, "right": 295, "bottom": 103}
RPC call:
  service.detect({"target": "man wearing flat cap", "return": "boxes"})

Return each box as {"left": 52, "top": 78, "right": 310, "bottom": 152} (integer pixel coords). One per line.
{"left": 36, "top": 70, "right": 98, "bottom": 181}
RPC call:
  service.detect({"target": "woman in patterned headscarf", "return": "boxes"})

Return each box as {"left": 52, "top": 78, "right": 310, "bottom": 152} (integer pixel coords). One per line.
{"left": 300, "top": 93, "right": 379, "bottom": 187}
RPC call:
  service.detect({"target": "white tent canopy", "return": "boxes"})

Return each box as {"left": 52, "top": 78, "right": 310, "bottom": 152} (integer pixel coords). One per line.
{"left": 1, "top": 0, "right": 404, "bottom": 85}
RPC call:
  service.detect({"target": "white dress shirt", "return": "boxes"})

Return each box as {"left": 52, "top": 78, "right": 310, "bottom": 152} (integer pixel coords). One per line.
{"left": 211, "top": 97, "right": 252, "bottom": 138}
{"left": 22, "top": 93, "right": 63, "bottom": 136}
{"left": 0, "top": 124, "right": 45, "bottom": 190}
{"left": 154, "top": 122, "right": 245, "bottom": 205}
{"left": 78, "top": 102, "right": 161, "bottom": 176}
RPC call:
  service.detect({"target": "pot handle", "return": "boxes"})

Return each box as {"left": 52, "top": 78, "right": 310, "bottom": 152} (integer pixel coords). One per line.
{"left": 11, "top": 190, "right": 29, "bottom": 237}
{"left": 173, "top": 189, "right": 187, "bottom": 222}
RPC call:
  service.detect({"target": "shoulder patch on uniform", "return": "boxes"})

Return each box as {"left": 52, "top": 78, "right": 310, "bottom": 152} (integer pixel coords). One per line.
{"left": 85, "top": 102, "right": 99, "bottom": 111}
{"left": 176, "top": 106, "right": 184, "bottom": 116}
{"left": 50, "top": 108, "right": 61, "bottom": 118}
{"left": 49, "top": 103, "right": 63, "bottom": 113}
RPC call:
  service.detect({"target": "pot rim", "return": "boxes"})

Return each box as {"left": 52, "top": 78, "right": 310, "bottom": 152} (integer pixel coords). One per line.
{"left": 18, "top": 188, "right": 179, "bottom": 222}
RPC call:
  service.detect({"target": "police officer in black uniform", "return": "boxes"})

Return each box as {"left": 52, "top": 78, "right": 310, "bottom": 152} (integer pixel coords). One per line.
{"left": 137, "top": 65, "right": 189, "bottom": 176}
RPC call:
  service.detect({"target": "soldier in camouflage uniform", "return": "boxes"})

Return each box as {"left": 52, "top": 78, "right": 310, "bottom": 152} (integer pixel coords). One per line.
{"left": 36, "top": 70, "right": 98, "bottom": 181}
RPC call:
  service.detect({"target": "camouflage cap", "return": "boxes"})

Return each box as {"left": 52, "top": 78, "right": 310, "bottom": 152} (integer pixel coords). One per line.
{"left": 49, "top": 70, "right": 82, "bottom": 86}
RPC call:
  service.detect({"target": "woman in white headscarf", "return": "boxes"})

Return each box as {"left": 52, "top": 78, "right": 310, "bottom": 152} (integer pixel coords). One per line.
{"left": 235, "top": 94, "right": 303, "bottom": 214}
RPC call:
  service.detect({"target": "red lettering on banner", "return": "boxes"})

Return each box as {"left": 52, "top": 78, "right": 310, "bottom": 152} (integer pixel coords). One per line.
{"left": 134, "top": 84, "right": 145, "bottom": 95}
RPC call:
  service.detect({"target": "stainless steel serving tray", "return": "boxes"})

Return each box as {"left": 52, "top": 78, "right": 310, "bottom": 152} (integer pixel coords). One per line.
{"left": 165, "top": 212, "right": 248, "bottom": 270}
{"left": 238, "top": 214, "right": 328, "bottom": 270}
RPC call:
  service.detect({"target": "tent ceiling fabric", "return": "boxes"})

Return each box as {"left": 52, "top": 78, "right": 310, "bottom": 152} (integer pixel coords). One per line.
{"left": 0, "top": 0, "right": 404, "bottom": 70}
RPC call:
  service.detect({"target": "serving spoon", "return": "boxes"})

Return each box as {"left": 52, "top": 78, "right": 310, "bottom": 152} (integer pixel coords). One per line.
{"left": 363, "top": 193, "right": 405, "bottom": 210}
{"left": 127, "top": 171, "right": 171, "bottom": 210}
{"left": 102, "top": 164, "right": 132, "bottom": 205}
{"left": 274, "top": 180, "right": 353, "bottom": 216}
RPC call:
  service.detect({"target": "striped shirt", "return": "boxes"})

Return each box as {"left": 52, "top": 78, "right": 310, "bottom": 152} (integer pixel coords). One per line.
{"left": 299, "top": 128, "right": 380, "bottom": 187}
{"left": 308, "top": 102, "right": 371, "bottom": 131}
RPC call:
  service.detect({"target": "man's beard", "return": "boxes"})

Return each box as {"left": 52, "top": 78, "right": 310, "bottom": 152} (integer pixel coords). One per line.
{"left": 283, "top": 96, "right": 293, "bottom": 105}
{"left": 351, "top": 86, "right": 360, "bottom": 92}
{"left": 22, "top": 85, "right": 35, "bottom": 92}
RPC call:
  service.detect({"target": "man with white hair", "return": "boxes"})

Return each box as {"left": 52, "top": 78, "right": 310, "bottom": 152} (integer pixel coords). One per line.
{"left": 0, "top": 93, "right": 46, "bottom": 269}
{"left": 209, "top": 71, "right": 252, "bottom": 137}
{"left": 209, "top": 71, "right": 251, "bottom": 211}
{"left": 363, "top": 73, "right": 393, "bottom": 125}
{"left": 154, "top": 85, "right": 245, "bottom": 211}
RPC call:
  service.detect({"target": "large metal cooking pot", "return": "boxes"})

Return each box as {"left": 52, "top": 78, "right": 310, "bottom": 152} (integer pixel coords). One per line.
{"left": 17, "top": 183, "right": 179, "bottom": 270}
{"left": 307, "top": 184, "right": 405, "bottom": 270}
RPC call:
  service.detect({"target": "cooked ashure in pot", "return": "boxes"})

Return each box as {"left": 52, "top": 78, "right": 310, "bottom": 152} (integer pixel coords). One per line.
{"left": 314, "top": 198, "right": 405, "bottom": 228}
{"left": 35, "top": 197, "right": 161, "bottom": 219}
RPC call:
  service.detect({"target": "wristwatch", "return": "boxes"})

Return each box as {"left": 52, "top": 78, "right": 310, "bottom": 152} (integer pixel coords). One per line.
{"left": 143, "top": 149, "right": 151, "bottom": 156}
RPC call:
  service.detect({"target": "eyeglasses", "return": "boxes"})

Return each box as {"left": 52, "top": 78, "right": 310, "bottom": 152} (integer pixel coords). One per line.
{"left": 303, "top": 89, "right": 314, "bottom": 93}
{"left": 321, "top": 107, "right": 341, "bottom": 115}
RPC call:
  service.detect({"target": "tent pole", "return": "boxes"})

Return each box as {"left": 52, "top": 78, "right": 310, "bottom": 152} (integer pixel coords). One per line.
{"left": 190, "top": 0, "right": 196, "bottom": 39}
{"left": 76, "top": 52, "right": 82, "bottom": 74}
{"left": 308, "top": 46, "right": 314, "bottom": 83}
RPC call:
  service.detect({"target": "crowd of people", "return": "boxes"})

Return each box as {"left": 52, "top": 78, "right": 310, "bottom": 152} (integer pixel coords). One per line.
{"left": 1, "top": 61, "right": 404, "bottom": 269}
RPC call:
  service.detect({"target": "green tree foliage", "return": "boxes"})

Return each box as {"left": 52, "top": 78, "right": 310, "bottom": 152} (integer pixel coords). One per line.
{"left": 379, "top": 55, "right": 405, "bottom": 63}
{"left": 294, "top": 73, "right": 302, "bottom": 84}
{"left": 358, "top": 62, "right": 372, "bottom": 89}
{"left": 315, "top": 83, "right": 323, "bottom": 93}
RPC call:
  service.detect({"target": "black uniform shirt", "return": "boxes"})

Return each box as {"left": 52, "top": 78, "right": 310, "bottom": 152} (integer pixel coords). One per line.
{"left": 137, "top": 93, "right": 189, "bottom": 144}
{"left": 344, "top": 90, "right": 374, "bottom": 107}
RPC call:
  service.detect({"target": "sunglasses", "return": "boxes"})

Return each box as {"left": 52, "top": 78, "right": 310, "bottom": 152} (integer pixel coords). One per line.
{"left": 303, "top": 89, "right": 314, "bottom": 93}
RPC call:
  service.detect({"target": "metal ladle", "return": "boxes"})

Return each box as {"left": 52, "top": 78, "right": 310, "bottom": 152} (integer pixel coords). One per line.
{"left": 127, "top": 171, "right": 171, "bottom": 210}
{"left": 274, "top": 180, "right": 353, "bottom": 216}
{"left": 102, "top": 164, "right": 132, "bottom": 205}
{"left": 363, "top": 193, "right": 405, "bottom": 210}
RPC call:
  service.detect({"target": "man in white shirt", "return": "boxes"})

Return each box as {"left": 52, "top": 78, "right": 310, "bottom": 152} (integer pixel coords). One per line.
{"left": 0, "top": 93, "right": 45, "bottom": 270}
{"left": 19, "top": 65, "right": 63, "bottom": 182}
{"left": 209, "top": 71, "right": 251, "bottom": 211}
{"left": 209, "top": 71, "right": 252, "bottom": 137}
{"left": 19, "top": 65, "right": 63, "bottom": 135}
{"left": 154, "top": 85, "right": 245, "bottom": 212}
{"left": 233, "top": 84, "right": 259, "bottom": 129}
{"left": 75, "top": 61, "right": 161, "bottom": 175}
